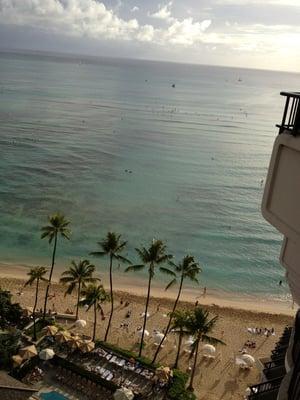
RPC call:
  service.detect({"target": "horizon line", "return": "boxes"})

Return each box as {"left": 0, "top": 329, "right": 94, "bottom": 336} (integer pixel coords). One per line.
{"left": 1, "top": 47, "right": 300, "bottom": 76}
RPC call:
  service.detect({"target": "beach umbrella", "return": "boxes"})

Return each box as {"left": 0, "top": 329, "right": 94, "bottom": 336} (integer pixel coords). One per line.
{"left": 79, "top": 340, "right": 95, "bottom": 353}
{"left": 137, "top": 329, "right": 149, "bottom": 337}
{"left": 185, "top": 336, "right": 194, "bottom": 345}
{"left": 23, "top": 306, "right": 33, "bottom": 317}
{"left": 67, "top": 336, "right": 82, "bottom": 350}
{"left": 235, "top": 357, "right": 248, "bottom": 369}
{"left": 241, "top": 354, "right": 255, "bottom": 366}
{"left": 11, "top": 355, "right": 23, "bottom": 367}
{"left": 154, "top": 332, "right": 164, "bottom": 345}
{"left": 141, "top": 312, "right": 150, "bottom": 318}
{"left": 39, "top": 348, "right": 55, "bottom": 360}
{"left": 113, "top": 387, "right": 134, "bottom": 400}
{"left": 202, "top": 344, "right": 216, "bottom": 355}
{"left": 75, "top": 319, "right": 87, "bottom": 328}
{"left": 155, "top": 366, "right": 173, "bottom": 383}
{"left": 19, "top": 345, "right": 38, "bottom": 360}
{"left": 42, "top": 325, "right": 58, "bottom": 336}
{"left": 55, "top": 330, "right": 71, "bottom": 343}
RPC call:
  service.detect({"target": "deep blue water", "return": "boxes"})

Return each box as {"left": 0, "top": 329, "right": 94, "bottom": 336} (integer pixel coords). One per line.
{"left": 0, "top": 51, "right": 299, "bottom": 298}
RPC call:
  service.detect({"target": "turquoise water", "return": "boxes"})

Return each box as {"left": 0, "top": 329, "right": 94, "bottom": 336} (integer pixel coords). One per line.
{"left": 40, "top": 391, "right": 68, "bottom": 400}
{"left": 0, "top": 51, "right": 299, "bottom": 298}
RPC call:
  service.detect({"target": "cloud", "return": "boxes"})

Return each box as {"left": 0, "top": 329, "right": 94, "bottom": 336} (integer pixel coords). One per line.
{"left": 163, "top": 18, "right": 212, "bottom": 45}
{"left": 0, "top": 0, "right": 212, "bottom": 47}
{"left": 149, "top": 2, "right": 175, "bottom": 23}
{"left": 131, "top": 6, "right": 139, "bottom": 13}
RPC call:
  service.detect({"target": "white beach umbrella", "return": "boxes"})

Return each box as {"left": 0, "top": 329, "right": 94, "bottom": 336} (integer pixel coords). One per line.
{"left": 241, "top": 354, "right": 255, "bottom": 366}
{"left": 235, "top": 357, "right": 248, "bottom": 368}
{"left": 75, "top": 319, "right": 87, "bottom": 328}
{"left": 185, "top": 336, "right": 194, "bottom": 345}
{"left": 154, "top": 332, "right": 164, "bottom": 344}
{"left": 114, "top": 387, "right": 134, "bottom": 400}
{"left": 39, "top": 348, "right": 55, "bottom": 361}
{"left": 202, "top": 344, "right": 216, "bottom": 354}
{"left": 137, "top": 329, "right": 149, "bottom": 337}
{"left": 141, "top": 312, "right": 150, "bottom": 318}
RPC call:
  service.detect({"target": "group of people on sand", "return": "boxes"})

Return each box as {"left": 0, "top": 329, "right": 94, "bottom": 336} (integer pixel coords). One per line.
{"left": 247, "top": 327, "right": 275, "bottom": 336}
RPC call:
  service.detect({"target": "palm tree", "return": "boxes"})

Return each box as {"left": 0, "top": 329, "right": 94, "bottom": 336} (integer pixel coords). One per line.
{"left": 90, "top": 232, "right": 131, "bottom": 341}
{"left": 185, "top": 307, "right": 225, "bottom": 391}
{"left": 41, "top": 213, "right": 70, "bottom": 319}
{"left": 60, "top": 260, "right": 99, "bottom": 320}
{"left": 125, "top": 239, "right": 173, "bottom": 357}
{"left": 152, "top": 255, "right": 201, "bottom": 363}
{"left": 79, "top": 284, "right": 109, "bottom": 341}
{"left": 25, "top": 266, "right": 48, "bottom": 341}
{"left": 170, "top": 309, "right": 191, "bottom": 369}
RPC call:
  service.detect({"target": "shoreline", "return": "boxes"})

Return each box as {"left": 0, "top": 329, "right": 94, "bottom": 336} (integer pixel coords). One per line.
{"left": 0, "top": 261, "right": 295, "bottom": 316}
{"left": 0, "top": 262, "right": 295, "bottom": 399}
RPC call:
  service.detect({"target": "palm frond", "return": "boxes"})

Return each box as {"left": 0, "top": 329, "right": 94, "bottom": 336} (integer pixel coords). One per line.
{"left": 202, "top": 334, "right": 226, "bottom": 346}
{"left": 165, "top": 278, "right": 177, "bottom": 291}
{"left": 125, "top": 264, "right": 145, "bottom": 273}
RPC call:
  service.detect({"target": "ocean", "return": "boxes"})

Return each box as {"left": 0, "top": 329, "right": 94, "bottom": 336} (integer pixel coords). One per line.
{"left": 0, "top": 51, "right": 299, "bottom": 300}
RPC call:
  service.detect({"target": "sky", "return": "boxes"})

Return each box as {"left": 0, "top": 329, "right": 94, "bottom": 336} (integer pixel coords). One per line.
{"left": 0, "top": 0, "right": 300, "bottom": 72}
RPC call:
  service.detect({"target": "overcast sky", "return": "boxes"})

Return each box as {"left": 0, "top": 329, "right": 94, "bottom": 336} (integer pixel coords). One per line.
{"left": 0, "top": 0, "right": 300, "bottom": 72}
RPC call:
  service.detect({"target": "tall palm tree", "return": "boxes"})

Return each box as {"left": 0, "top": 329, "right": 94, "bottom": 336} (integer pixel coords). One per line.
{"left": 185, "top": 307, "right": 225, "bottom": 391}
{"left": 60, "top": 260, "right": 99, "bottom": 320}
{"left": 152, "top": 255, "right": 201, "bottom": 363}
{"left": 79, "top": 284, "right": 109, "bottom": 341}
{"left": 90, "top": 232, "right": 131, "bottom": 341}
{"left": 41, "top": 213, "right": 70, "bottom": 319}
{"left": 25, "top": 266, "right": 48, "bottom": 341}
{"left": 125, "top": 239, "right": 173, "bottom": 357}
{"left": 170, "top": 309, "right": 191, "bottom": 369}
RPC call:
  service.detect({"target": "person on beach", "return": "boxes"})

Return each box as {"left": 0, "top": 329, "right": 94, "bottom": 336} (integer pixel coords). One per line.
{"left": 203, "top": 287, "right": 207, "bottom": 297}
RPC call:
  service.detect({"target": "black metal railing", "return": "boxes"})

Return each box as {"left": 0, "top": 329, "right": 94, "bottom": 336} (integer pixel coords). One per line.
{"left": 277, "top": 92, "right": 300, "bottom": 135}
{"left": 248, "top": 376, "right": 283, "bottom": 399}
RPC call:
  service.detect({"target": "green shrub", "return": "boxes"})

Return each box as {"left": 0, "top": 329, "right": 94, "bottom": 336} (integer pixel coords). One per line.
{"left": 0, "top": 329, "right": 21, "bottom": 369}
{"left": 95, "top": 340, "right": 159, "bottom": 369}
{"left": 167, "top": 369, "right": 196, "bottom": 400}
{"left": 0, "top": 289, "right": 25, "bottom": 329}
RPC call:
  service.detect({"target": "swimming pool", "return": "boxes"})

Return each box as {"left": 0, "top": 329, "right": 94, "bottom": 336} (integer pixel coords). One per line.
{"left": 40, "top": 391, "right": 68, "bottom": 400}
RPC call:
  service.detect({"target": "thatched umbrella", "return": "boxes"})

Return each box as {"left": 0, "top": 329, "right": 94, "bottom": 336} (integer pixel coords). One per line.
{"left": 79, "top": 340, "right": 95, "bottom": 353}
{"left": 55, "top": 330, "right": 71, "bottom": 343}
{"left": 67, "top": 336, "right": 82, "bottom": 350}
{"left": 155, "top": 366, "right": 173, "bottom": 383}
{"left": 23, "top": 306, "right": 33, "bottom": 317}
{"left": 11, "top": 355, "right": 23, "bottom": 367}
{"left": 42, "top": 325, "right": 58, "bottom": 336}
{"left": 19, "top": 345, "right": 38, "bottom": 360}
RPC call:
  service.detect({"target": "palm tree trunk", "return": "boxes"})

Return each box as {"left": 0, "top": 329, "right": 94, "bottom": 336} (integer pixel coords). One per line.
{"left": 152, "top": 274, "right": 184, "bottom": 364}
{"left": 93, "top": 303, "right": 97, "bottom": 341}
{"left": 188, "top": 338, "right": 200, "bottom": 391}
{"left": 174, "top": 328, "right": 183, "bottom": 369}
{"left": 104, "top": 254, "right": 114, "bottom": 342}
{"left": 33, "top": 278, "right": 40, "bottom": 341}
{"left": 76, "top": 281, "right": 81, "bottom": 320}
{"left": 139, "top": 265, "right": 153, "bottom": 357}
{"left": 43, "top": 233, "right": 57, "bottom": 319}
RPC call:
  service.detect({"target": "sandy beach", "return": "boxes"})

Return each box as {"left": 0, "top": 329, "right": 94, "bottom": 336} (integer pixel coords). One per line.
{"left": 0, "top": 262, "right": 295, "bottom": 399}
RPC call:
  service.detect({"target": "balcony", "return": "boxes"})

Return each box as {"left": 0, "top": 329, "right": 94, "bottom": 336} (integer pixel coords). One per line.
{"left": 277, "top": 92, "right": 300, "bottom": 135}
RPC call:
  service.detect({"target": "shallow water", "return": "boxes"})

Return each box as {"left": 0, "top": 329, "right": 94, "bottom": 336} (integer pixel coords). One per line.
{"left": 0, "top": 51, "right": 299, "bottom": 298}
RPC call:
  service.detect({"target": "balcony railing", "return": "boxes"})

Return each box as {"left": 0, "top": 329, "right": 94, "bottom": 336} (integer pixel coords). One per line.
{"left": 277, "top": 92, "right": 300, "bottom": 135}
